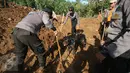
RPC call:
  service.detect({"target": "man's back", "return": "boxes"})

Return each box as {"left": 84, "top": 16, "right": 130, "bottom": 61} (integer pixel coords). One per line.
{"left": 16, "top": 11, "right": 54, "bottom": 34}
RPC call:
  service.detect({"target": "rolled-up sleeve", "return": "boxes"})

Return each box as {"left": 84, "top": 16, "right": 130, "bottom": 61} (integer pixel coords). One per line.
{"left": 42, "top": 13, "right": 54, "bottom": 29}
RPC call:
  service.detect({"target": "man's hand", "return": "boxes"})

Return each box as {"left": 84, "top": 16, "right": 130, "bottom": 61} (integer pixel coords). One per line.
{"left": 54, "top": 31, "right": 58, "bottom": 36}
{"left": 96, "top": 52, "right": 106, "bottom": 62}
{"left": 100, "top": 40, "right": 105, "bottom": 45}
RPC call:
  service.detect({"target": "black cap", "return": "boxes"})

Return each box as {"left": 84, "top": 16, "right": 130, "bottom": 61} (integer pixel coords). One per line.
{"left": 43, "top": 8, "right": 53, "bottom": 18}
{"left": 69, "top": 6, "right": 74, "bottom": 12}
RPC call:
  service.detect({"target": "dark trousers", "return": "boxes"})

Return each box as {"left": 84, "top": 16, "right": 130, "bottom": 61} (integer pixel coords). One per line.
{"left": 71, "top": 19, "right": 77, "bottom": 34}
{"left": 96, "top": 55, "right": 130, "bottom": 73}
{"left": 111, "top": 57, "right": 130, "bottom": 73}
{"left": 96, "top": 55, "right": 114, "bottom": 73}
{"left": 1, "top": 0, "right": 8, "bottom": 8}
{"left": 12, "top": 28, "right": 46, "bottom": 72}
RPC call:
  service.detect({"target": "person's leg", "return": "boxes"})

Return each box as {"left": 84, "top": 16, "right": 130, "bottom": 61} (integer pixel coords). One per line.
{"left": 99, "top": 24, "right": 104, "bottom": 39}
{"left": 128, "top": 59, "right": 130, "bottom": 73}
{"left": 24, "top": 34, "right": 46, "bottom": 68}
{"left": 1, "top": 0, "right": 4, "bottom": 8}
{"left": 102, "top": 56, "right": 114, "bottom": 73}
{"left": 110, "top": 57, "right": 128, "bottom": 73}
{"left": 12, "top": 29, "right": 28, "bottom": 73}
{"left": 71, "top": 20, "right": 77, "bottom": 35}
{"left": 15, "top": 28, "right": 46, "bottom": 69}
{"left": 95, "top": 55, "right": 114, "bottom": 73}
{"left": 6, "top": 0, "right": 9, "bottom": 7}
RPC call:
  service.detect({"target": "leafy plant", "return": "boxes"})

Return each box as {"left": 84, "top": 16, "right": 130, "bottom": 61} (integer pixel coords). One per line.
{"left": 9, "top": 0, "right": 110, "bottom": 17}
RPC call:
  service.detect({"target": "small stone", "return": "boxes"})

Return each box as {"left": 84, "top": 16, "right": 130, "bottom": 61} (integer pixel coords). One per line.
{"left": 8, "top": 18, "right": 11, "bottom": 21}
{"left": 23, "top": 6, "right": 27, "bottom": 9}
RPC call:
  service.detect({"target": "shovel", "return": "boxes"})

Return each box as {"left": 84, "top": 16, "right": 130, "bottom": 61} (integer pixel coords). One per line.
{"left": 59, "top": 13, "right": 64, "bottom": 32}
{"left": 56, "top": 36, "right": 65, "bottom": 73}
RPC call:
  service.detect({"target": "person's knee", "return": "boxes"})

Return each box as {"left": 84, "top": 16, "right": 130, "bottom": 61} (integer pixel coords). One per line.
{"left": 34, "top": 43, "right": 45, "bottom": 54}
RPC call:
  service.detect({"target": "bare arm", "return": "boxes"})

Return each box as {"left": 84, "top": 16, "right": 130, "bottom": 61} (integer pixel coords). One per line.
{"left": 63, "top": 12, "right": 70, "bottom": 24}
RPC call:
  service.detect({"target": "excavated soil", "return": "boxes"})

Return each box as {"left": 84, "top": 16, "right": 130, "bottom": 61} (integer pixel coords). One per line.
{"left": 0, "top": 3, "right": 102, "bottom": 73}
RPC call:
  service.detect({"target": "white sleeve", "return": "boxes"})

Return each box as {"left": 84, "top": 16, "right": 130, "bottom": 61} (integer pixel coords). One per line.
{"left": 52, "top": 11, "right": 57, "bottom": 19}
{"left": 42, "top": 13, "right": 54, "bottom": 29}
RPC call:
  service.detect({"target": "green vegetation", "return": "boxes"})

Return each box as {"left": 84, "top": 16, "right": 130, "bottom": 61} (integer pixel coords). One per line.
{"left": 9, "top": 0, "right": 110, "bottom": 17}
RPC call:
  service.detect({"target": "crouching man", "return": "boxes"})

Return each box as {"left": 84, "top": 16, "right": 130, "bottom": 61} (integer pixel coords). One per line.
{"left": 11, "top": 8, "right": 57, "bottom": 73}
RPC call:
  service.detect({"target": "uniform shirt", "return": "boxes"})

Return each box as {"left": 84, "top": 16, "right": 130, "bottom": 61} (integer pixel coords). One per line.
{"left": 106, "top": 0, "right": 130, "bottom": 58}
{"left": 16, "top": 11, "right": 54, "bottom": 34}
